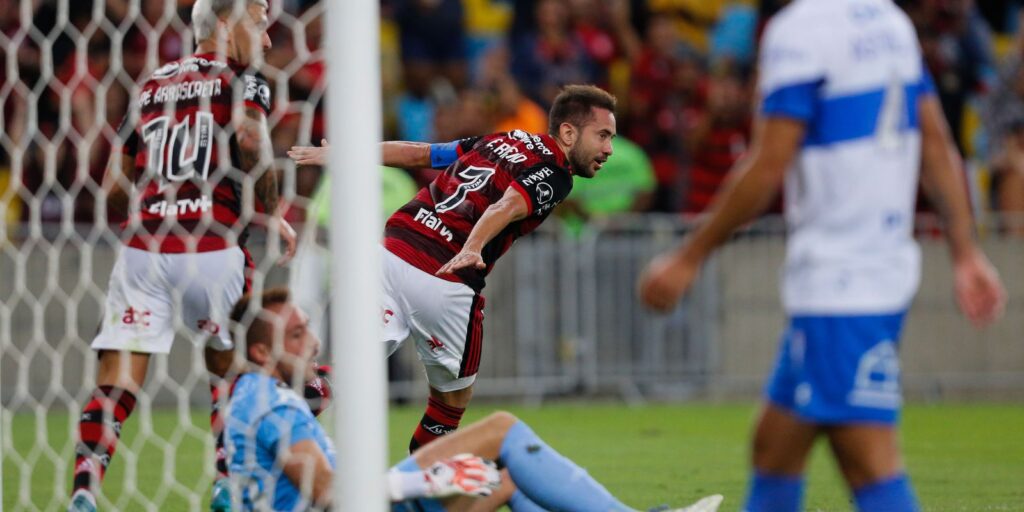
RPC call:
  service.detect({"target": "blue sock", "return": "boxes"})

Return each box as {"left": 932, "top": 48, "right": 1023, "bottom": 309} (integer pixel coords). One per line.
{"left": 499, "top": 420, "right": 634, "bottom": 512}
{"left": 743, "top": 472, "right": 804, "bottom": 512}
{"left": 508, "top": 489, "right": 548, "bottom": 512}
{"left": 854, "top": 474, "right": 919, "bottom": 512}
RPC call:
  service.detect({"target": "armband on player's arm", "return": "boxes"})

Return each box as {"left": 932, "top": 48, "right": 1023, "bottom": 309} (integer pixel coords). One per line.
{"left": 429, "top": 141, "right": 460, "bottom": 168}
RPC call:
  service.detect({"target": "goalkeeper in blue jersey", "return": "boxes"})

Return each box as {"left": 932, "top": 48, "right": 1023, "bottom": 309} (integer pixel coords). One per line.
{"left": 223, "top": 287, "right": 722, "bottom": 512}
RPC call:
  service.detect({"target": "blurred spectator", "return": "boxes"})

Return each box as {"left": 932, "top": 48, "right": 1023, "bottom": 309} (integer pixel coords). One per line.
{"left": 682, "top": 67, "right": 752, "bottom": 214}
{"left": 634, "top": 0, "right": 724, "bottom": 53}
{"left": 983, "top": 40, "right": 1024, "bottom": 235}
{"left": 709, "top": 1, "right": 758, "bottom": 67}
{"left": 627, "top": 16, "right": 705, "bottom": 211}
{"left": 387, "top": 0, "right": 468, "bottom": 142}
{"left": 478, "top": 44, "right": 549, "bottom": 134}
{"left": 905, "top": 0, "right": 995, "bottom": 152}
{"left": 510, "top": 0, "right": 600, "bottom": 108}
{"left": 559, "top": 136, "right": 656, "bottom": 235}
{"left": 570, "top": 0, "right": 642, "bottom": 65}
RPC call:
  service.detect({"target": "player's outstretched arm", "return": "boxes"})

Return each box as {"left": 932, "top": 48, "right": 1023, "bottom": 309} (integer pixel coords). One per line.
{"left": 290, "top": 140, "right": 457, "bottom": 169}
{"left": 382, "top": 141, "right": 432, "bottom": 168}
{"left": 638, "top": 117, "right": 804, "bottom": 312}
{"left": 436, "top": 187, "right": 529, "bottom": 276}
{"left": 918, "top": 96, "right": 1007, "bottom": 326}
{"left": 237, "top": 105, "right": 297, "bottom": 264}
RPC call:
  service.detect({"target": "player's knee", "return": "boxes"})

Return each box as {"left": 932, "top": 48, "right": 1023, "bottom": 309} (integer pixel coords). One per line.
{"left": 484, "top": 410, "right": 520, "bottom": 432}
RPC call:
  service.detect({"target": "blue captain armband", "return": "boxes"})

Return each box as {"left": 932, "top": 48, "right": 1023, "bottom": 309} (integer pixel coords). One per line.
{"left": 429, "top": 141, "right": 460, "bottom": 168}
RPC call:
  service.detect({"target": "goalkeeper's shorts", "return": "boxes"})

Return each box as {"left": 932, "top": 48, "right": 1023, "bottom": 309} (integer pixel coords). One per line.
{"left": 91, "top": 245, "right": 247, "bottom": 354}
{"left": 766, "top": 311, "right": 907, "bottom": 425}
{"left": 380, "top": 246, "right": 485, "bottom": 392}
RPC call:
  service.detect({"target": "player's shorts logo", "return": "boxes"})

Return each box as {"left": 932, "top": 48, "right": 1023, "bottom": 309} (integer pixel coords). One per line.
{"left": 122, "top": 307, "right": 151, "bottom": 328}
{"left": 848, "top": 340, "right": 902, "bottom": 410}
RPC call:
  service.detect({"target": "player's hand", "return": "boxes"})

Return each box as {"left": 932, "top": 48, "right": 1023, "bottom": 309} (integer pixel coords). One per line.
{"left": 637, "top": 250, "right": 700, "bottom": 313}
{"left": 288, "top": 139, "right": 330, "bottom": 166}
{"left": 423, "top": 454, "right": 501, "bottom": 498}
{"left": 272, "top": 216, "right": 298, "bottom": 265}
{"left": 953, "top": 248, "right": 1006, "bottom": 327}
{"left": 436, "top": 250, "right": 485, "bottom": 276}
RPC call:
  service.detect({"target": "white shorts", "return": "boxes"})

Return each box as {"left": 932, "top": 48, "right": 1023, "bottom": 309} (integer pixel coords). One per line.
{"left": 92, "top": 246, "right": 248, "bottom": 354}
{"left": 380, "top": 247, "right": 485, "bottom": 392}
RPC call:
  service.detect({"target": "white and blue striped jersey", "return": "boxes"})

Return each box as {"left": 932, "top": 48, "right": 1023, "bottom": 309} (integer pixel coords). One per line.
{"left": 759, "top": 0, "right": 936, "bottom": 314}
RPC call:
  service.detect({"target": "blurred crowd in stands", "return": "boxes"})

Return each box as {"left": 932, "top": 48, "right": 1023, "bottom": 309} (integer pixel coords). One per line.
{"left": 2, "top": 0, "right": 1024, "bottom": 235}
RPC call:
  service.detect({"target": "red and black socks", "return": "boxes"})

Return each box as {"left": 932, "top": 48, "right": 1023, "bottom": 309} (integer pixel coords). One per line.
{"left": 73, "top": 386, "right": 137, "bottom": 494}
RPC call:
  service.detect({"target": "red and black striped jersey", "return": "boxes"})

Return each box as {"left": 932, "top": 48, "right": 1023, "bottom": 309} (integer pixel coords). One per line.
{"left": 117, "top": 52, "right": 272, "bottom": 253}
{"left": 385, "top": 130, "right": 573, "bottom": 292}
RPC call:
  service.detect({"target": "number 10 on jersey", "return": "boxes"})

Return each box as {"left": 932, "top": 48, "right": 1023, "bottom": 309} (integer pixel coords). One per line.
{"left": 141, "top": 113, "right": 215, "bottom": 182}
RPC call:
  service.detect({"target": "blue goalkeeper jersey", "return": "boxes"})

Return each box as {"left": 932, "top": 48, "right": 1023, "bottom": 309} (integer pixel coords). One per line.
{"left": 225, "top": 372, "right": 336, "bottom": 511}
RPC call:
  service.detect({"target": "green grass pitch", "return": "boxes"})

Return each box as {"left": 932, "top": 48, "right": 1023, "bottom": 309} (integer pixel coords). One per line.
{"left": 3, "top": 403, "right": 1022, "bottom": 511}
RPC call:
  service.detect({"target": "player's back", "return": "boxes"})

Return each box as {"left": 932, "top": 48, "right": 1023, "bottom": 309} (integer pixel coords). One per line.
{"left": 121, "top": 53, "right": 272, "bottom": 253}
{"left": 384, "top": 130, "right": 573, "bottom": 292}
{"left": 759, "top": 0, "right": 932, "bottom": 314}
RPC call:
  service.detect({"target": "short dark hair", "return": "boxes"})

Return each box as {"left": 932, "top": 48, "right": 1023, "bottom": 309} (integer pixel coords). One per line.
{"left": 547, "top": 85, "right": 617, "bottom": 135}
{"left": 230, "top": 287, "right": 291, "bottom": 354}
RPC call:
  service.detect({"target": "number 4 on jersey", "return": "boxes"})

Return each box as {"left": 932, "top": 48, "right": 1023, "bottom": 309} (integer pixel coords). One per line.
{"left": 436, "top": 165, "right": 495, "bottom": 213}
{"left": 141, "top": 112, "right": 215, "bottom": 182}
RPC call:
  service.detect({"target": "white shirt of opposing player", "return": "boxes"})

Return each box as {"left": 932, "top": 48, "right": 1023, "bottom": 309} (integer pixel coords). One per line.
{"left": 759, "top": 0, "right": 931, "bottom": 314}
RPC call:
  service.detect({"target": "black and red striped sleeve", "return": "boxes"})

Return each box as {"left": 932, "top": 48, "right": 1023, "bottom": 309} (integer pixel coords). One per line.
{"left": 510, "top": 164, "right": 573, "bottom": 216}
{"left": 240, "top": 72, "right": 272, "bottom": 115}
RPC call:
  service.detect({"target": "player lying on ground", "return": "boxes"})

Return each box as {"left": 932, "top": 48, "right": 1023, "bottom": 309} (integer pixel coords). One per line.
{"left": 289, "top": 85, "right": 618, "bottom": 454}
{"left": 637, "top": 1, "right": 1006, "bottom": 511}
{"left": 224, "top": 287, "right": 724, "bottom": 512}
{"left": 65, "top": 1, "right": 326, "bottom": 511}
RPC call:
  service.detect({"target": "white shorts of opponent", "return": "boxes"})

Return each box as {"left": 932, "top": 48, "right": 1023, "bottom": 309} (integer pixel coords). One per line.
{"left": 91, "top": 246, "right": 247, "bottom": 354}
{"left": 380, "top": 247, "right": 485, "bottom": 393}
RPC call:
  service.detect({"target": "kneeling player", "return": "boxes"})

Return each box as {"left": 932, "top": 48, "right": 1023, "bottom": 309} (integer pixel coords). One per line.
{"left": 224, "top": 288, "right": 723, "bottom": 512}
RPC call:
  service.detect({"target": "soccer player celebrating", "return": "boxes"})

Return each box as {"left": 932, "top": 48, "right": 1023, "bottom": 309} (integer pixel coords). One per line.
{"left": 637, "top": 1, "right": 1006, "bottom": 511}
{"left": 290, "top": 85, "right": 617, "bottom": 452}
{"left": 67, "top": 1, "right": 302, "bottom": 510}
{"left": 223, "top": 287, "right": 722, "bottom": 512}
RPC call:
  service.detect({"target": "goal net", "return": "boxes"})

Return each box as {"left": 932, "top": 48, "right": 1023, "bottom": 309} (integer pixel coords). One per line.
{"left": 0, "top": 1, "right": 332, "bottom": 509}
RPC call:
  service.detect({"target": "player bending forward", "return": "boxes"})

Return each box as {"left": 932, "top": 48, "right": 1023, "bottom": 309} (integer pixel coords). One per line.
{"left": 638, "top": 1, "right": 1006, "bottom": 511}
{"left": 289, "top": 85, "right": 618, "bottom": 452}
{"left": 65, "top": 1, "right": 334, "bottom": 510}
{"left": 223, "top": 287, "right": 723, "bottom": 512}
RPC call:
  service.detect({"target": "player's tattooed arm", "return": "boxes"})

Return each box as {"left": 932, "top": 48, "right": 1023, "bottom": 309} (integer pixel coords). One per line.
{"left": 237, "top": 105, "right": 278, "bottom": 212}
{"left": 101, "top": 153, "right": 136, "bottom": 220}
{"left": 382, "top": 141, "right": 431, "bottom": 168}
{"left": 436, "top": 188, "right": 529, "bottom": 275}
{"left": 237, "top": 105, "right": 298, "bottom": 264}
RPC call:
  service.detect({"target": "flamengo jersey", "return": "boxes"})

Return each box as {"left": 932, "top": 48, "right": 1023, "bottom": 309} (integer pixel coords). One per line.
{"left": 759, "top": 0, "right": 935, "bottom": 314}
{"left": 118, "top": 53, "right": 272, "bottom": 253}
{"left": 385, "top": 131, "right": 573, "bottom": 292}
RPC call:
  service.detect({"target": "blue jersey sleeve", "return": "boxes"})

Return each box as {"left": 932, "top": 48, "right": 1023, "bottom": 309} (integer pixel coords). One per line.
{"left": 761, "top": 80, "right": 823, "bottom": 122}
{"left": 257, "top": 405, "right": 319, "bottom": 456}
